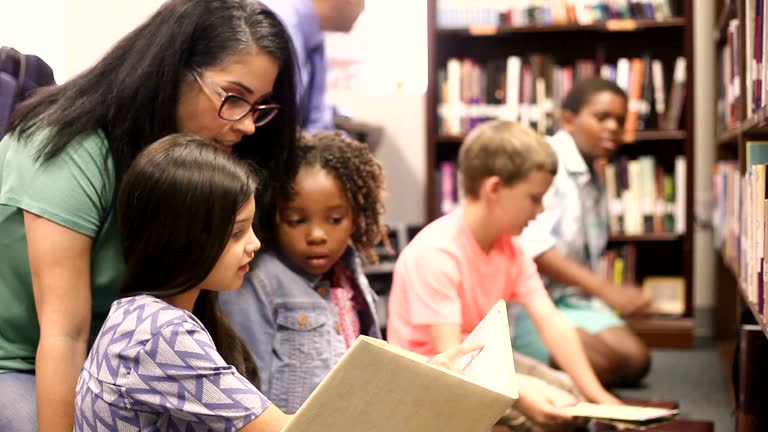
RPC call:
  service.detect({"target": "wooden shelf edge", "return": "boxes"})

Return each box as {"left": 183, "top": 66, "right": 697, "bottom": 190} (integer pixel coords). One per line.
{"left": 721, "top": 106, "right": 768, "bottom": 143}
{"left": 630, "top": 130, "right": 687, "bottom": 142}
{"left": 436, "top": 130, "right": 686, "bottom": 145}
{"left": 608, "top": 233, "right": 684, "bottom": 242}
{"left": 626, "top": 316, "right": 695, "bottom": 348}
{"left": 719, "top": 251, "right": 739, "bottom": 280}
{"left": 735, "top": 275, "right": 768, "bottom": 341}
{"left": 717, "top": 127, "right": 741, "bottom": 146}
{"left": 717, "top": 251, "right": 768, "bottom": 341}
{"left": 740, "top": 283, "right": 768, "bottom": 341}
{"left": 436, "top": 17, "right": 686, "bottom": 36}
{"left": 435, "top": 134, "right": 464, "bottom": 144}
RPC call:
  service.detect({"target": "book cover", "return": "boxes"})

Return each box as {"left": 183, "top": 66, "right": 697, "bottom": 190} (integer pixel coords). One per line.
{"left": 282, "top": 300, "right": 516, "bottom": 432}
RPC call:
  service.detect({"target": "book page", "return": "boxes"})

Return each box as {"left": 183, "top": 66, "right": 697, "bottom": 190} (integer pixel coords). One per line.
{"left": 563, "top": 402, "right": 679, "bottom": 422}
{"left": 452, "top": 300, "right": 518, "bottom": 398}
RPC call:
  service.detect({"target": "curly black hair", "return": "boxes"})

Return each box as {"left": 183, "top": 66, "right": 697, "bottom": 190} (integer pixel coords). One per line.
{"left": 257, "top": 131, "right": 387, "bottom": 263}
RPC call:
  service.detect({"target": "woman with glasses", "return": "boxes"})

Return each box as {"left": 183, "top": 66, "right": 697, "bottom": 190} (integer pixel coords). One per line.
{"left": 0, "top": 1, "right": 298, "bottom": 430}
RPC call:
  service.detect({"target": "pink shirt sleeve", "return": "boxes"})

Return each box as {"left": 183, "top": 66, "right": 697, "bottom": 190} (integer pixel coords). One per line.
{"left": 400, "top": 248, "right": 462, "bottom": 326}
{"left": 507, "top": 238, "right": 549, "bottom": 305}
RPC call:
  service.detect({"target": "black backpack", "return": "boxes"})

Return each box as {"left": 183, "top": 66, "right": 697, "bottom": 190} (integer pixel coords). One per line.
{"left": 0, "top": 47, "right": 56, "bottom": 138}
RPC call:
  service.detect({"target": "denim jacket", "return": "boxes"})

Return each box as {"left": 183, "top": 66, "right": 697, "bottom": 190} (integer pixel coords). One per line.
{"left": 219, "top": 247, "right": 381, "bottom": 414}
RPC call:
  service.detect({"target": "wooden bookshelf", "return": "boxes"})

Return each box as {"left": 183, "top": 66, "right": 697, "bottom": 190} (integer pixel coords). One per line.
{"left": 713, "top": 1, "right": 768, "bottom": 429}
{"left": 426, "top": 0, "right": 695, "bottom": 348}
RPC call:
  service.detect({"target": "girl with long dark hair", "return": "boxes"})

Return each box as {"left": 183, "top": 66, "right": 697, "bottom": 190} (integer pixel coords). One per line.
{"left": 75, "top": 133, "right": 289, "bottom": 431}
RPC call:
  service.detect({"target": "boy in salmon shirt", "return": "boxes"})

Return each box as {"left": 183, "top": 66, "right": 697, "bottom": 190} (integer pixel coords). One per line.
{"left": 387, "top": 120, "right": 620, "bottom": 430}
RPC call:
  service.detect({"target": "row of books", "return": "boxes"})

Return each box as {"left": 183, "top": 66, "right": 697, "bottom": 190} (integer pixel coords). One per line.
{"left": 713, "top": 161, "right": 741, "bottom": 266}
{"left": 605, "top": 155, "right": 686, "bottom": 235}
{"left": 713, "top": 142, "right": 768, "bottom": 317}
{"left": 720, "top": 18, "right": 742, "bottom": 130}
{"left": 436, "top": 155, "right": 686, "bottom": 237}
{"left": 436, "top": 0, "right": 679, "bottom": 29}
{"left": 744, "top": 0, "right": 768, "bottom": 120}
{"left": 437, "top": 55, "right": 687, "bottom": 140}
{"left": 599, "top": 243, "right": 638, "bottom": 286}
{"left": 719, "top": 0, "right": 768, "bottom": 131}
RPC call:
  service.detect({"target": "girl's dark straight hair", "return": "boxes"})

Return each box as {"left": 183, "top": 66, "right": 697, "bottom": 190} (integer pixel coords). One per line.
{"left": 7, "top": 0, "right": 299, "bottom": 216}
{"left": 117, "top": 133, "right": 260, "bottom": 384}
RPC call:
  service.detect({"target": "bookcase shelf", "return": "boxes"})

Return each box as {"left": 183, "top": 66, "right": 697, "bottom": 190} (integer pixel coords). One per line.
{"left": 426, "top": 0, "right": 695, "bottom": 348}
{"left": 717, "top": 105, "right": 768, "bottom": 147}
{"left": 718, "top": 252, "right": 768, "bottom": 341}
{"left": 437, "top": 17, "right": 686, "bottom": 36}
{"left": 608, "top": 233, "right": 684, "bottom": 242}
{"left": 741, "top": 283, "right": 768, "bottom": 339}
{"left": 437, "top": 130, "right": 686, "bottom": 145}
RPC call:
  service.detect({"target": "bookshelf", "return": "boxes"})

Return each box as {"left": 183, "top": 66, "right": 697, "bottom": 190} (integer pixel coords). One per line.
{"left": 426, "top": 0, "right": 694, "bottom": 347}
{"left": 712, "top": 0, "right": 768, "bottom": 429}
{"left": 425, "top": 0, "right": 695, "bottom": 348}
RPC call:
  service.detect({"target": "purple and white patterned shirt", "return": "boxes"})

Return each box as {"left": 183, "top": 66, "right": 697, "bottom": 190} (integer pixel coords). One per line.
{"left": 75, "top": 294, "right": 271, "bottom": 431}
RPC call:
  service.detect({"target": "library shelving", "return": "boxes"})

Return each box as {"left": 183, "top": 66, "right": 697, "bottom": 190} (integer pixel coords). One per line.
{"left": 713, "top": 0, "right": 768, "bottom": 429}
{"left": 426, "top": 0, "right": 695, "bottom": 348}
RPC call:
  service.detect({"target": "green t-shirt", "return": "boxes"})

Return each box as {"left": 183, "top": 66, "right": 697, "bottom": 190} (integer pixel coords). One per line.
{"left": 0, "top": 128, "right": 123, "bottom": 373}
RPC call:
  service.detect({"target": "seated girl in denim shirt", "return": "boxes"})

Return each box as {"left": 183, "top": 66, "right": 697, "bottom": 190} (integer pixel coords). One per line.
{"left": 220, "top": 131, "right": 387, "bottom": 413}
{"left": 74, "top": 134, "right": 291, "bottom": 431}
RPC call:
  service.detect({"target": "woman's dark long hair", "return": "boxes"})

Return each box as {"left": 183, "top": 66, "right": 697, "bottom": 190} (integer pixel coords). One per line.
{"left": 8, "top": 0, "right": 298, "bottom": 213}
{"left": 117, "top": 134, "right": 260, "bottom": 385}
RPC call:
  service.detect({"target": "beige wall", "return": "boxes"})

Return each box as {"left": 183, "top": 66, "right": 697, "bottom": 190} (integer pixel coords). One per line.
{"left": 326, "top": 0, "right": 428, "bottom": 225}
{"left": 1, "top": 0, "right": 163, "bottom": 82}
{"left": 3, "top": 0, "right": 429, "bottom": 224}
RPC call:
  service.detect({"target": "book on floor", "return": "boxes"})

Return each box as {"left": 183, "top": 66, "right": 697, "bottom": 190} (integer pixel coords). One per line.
{"left": 564, "top": 401, "right": 679, "bottom": 424}
{"left": 282, "top": 299, "right": 517, "bottom": 432}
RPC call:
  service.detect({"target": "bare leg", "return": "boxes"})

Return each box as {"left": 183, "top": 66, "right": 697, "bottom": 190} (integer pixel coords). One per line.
{"left": 551, "top": 327, "right": 651, "bottom": 387}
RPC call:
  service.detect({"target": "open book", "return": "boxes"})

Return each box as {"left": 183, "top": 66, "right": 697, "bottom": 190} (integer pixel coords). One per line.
{"left": 282, "top": 300, "right": 517, "bottom": 432}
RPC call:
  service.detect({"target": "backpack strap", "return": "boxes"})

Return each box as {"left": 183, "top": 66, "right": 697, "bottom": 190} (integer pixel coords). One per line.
{"left": 0, "top": 47, "right": 27, "bottom": 103}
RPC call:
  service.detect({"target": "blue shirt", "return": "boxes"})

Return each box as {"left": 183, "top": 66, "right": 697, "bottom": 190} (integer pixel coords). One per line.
{"left": 262, "top": 0, "right": 334, "bottom": 131}
{"left": 219, "top": 247, "right": 381, "bottom": 414}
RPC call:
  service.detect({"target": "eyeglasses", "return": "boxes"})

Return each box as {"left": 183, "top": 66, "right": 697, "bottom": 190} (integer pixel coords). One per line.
{"left": 193, "top": 72, "right": 280, "bottom": 126}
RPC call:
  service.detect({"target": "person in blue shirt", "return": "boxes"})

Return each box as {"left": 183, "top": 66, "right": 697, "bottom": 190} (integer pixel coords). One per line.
{"left": 261, "top": 0, "right": 365, "bottom": 131}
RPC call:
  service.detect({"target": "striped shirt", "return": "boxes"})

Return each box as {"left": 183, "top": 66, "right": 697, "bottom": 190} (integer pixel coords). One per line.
{"left": 75, "top": 294, "right": 270, "bottom": 431}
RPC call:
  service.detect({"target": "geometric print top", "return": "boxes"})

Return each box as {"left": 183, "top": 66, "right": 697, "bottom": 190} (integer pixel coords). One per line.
{"left": 74, "top": 294, "right": 271, "bottom": 431}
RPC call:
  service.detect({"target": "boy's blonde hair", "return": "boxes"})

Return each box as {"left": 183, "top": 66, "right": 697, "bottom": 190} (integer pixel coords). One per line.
{"left": 458, "top": 120, "right": 557, "bottom": 198}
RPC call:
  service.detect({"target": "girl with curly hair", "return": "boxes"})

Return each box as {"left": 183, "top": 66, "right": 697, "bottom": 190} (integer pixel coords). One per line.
{"left": 219, "top": 131, "right": 388, "bottom": 413}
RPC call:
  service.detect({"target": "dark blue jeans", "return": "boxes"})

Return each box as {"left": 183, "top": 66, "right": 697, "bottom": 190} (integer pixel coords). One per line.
{"left": 0, "top": 372, "right": 38, "bottom": 431}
